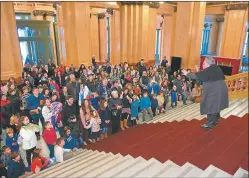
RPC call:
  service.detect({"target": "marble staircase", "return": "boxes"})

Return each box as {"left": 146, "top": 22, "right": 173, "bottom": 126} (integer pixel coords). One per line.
{"left": 145, "top": 98, "right": 248, "bottom": 124}
{"left": 28, "top": 149, "right": 248, "bottom": 178}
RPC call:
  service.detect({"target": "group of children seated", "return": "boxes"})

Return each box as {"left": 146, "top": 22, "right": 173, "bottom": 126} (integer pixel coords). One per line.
{"left": 0, "top": 114, "right": 84, "bottom": 178}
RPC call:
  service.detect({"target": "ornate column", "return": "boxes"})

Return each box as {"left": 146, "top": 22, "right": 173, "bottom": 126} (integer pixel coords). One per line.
{"left": 1, "top": 2, "right": 23, "bottom": 81}
{"left": 90, "top": 14, "right": 100, "bottom": 62}
{"left": 220, "top": 4, "right": 248, "bottom": 59}
{"left": 59, "top": 2, "right": 92, "bottom": 66}
{"left": 162, "top": 13, "right": 176, "bottom": 61}
{"left": 110, "top": 9, "right": 121, "bottom": 65}
{"left": 98, "top": 13, "right": 107, "bottom": 63}
{"left": 173, "top": 2, "right": 206, "bottom": 68}
{"left": 120, "top": 2, "right": 160, "bottom": 65}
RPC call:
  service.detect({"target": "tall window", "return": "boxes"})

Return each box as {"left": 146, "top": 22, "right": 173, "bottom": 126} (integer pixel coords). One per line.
{"left": 242, "top": 31, "right": 248, "bottom": 56}
{"left": 17, "top": 20, "right": 53, "bottom": 65}
{"left": 155, "top": 28, "right": 161, "bottom": 66}
{"left": 106, "top": 17, "right": 111, "bottom": 62}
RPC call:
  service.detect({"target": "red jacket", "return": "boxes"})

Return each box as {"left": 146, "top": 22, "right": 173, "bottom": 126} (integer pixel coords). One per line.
{"left": 0, "top": 100, "right": 10, "bottom": 107}
{"left": 42, "top": 128, "right": 57, "bottom": 145}
{"left": 31, "top": 157, "right": 49, "bottom": 173}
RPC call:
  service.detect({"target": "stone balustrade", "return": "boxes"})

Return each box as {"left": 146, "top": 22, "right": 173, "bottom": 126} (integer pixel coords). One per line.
{"left": 225, "top": 72, "right": 248, "bottom": 99}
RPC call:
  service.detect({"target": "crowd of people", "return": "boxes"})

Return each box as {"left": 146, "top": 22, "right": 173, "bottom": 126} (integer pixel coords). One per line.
{"left": 0, "top": 56, "right": 203, "bottom": 177}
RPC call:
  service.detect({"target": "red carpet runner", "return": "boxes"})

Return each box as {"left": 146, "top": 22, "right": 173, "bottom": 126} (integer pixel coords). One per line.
{"left": 86, "top": 114, "right": 248, "bottom": 175}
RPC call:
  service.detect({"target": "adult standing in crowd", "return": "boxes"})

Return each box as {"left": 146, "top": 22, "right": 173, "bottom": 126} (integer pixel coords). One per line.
{"left": 108, "top": 90, "right": 123, "bottom": 134}
{"left": 136, "top": 59, "right": 147, "bottom": 77}
{"left": 61, "top": 95, "right": 77, "bottom": 127}
{"left": 182, "top": 56, "right": 229, "bottom": 129}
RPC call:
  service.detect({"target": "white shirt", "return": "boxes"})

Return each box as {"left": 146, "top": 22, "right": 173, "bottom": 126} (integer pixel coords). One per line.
{"left": 54, "top": 145, "right": 71, "bottom": 163}
{"left": 42, "top": 106, "right": 53, "bottom": 123}
{"left": 19, "top": 125, "right": 39, "bottom": 150}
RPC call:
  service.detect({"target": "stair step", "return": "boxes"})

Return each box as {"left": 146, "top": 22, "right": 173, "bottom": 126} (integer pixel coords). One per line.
{"left": 115, "top": 156, "right": 151, "bottom": 177}
{"left": 199, "top": 165, "right": 232, "bottom": 178}
{"left": 53, "top": 151, "right": 107, "bottom": 178}
{"left": 68, "top": 152, "right": 115, "bottom": 177}
{"left": 232, "top": 168, "right": 248, "bottom": 178}
{"left": 82, "top": 153, "right": 125, "bottom": 177}
{"left": 134, "top": 158, "right": 172, "bottom": 177}
{"left": 97, "top": 155, "right": 139, "bottom": 177}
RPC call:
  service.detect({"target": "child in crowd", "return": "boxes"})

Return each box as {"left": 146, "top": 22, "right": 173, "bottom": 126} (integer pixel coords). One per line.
{"left": 86, "top": 110, "right": 101, "bottom": 143}
{"left": 19, "top": 116, "right": 40, "bottom": 166}
{"left": 7, "top": 115, "right": 20, "bottom": 134}
{"left": 63, "top": 127, "right": 80, "bottom": 150}
{"left": 157, "top": 92, "right": 165, "bottom": 114}
{"left": 171, "top": 85, "right": 178, "bottom": 108}
{"left": 151, "top": 94, "right": 158, "bottom": 116}
{"left": 31, "top": 148, "right": 50, "bottom": 173}
{"left": 0, "top": 146, "right": 11, "bottom": 168}
{"left": 42, "top": 121, "right": 57, "bottom": 158}
{"left": 130, "top": 94, "right": 139, "bottom": 126}
{"left": 54, "top": 137, "right": 73, "bottom": 163}
{"left": 140, "top": 91, "right": 153, "bottom": 121}
{"left": 21, "top": 86, "right": 31, "bottom": 116}
{"left": 5, "top": 128, "right": 19, "bottom": 152}
{"left": 89, "top": 92, "right": 101, "bottom": 111}
{"left": 99, "top": 100, "right": 111, "bottom": 139}
{"left": 68, "top": 115, "right": 84, "bottom": 147}
{"left": 8, "top": 152, "right": 32, "bottom": 178}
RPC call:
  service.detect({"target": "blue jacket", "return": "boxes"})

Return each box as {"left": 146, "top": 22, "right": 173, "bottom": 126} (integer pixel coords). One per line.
{"left": 171, "top": 91, "right": 177, "bottom": 102}
{"left": 27, "top": 94, "right": 42, "bottom": 120}
{"left": 7, "top": 159, "right": 25, "bottom": 178}
{"left": 148, "top": 83, "right": 160, "bottom": 95}
{"left": 6, "top": 134, "right": 19, "bottom": 152}
{"left": 140, "top": 97, "right": 151, "bottom": 111}
{"left": 97, "top": 85, "right": 109, "bottom": 98}
{"left": 131, "top": 99, "right": 139, "bottom": 117}
{"left": 99, "top": 108, "right": 111, "bottom": 128}
{"left": 64, "top": 134, "right": 79, "bottom": 150}
{"left": 90, "top": 97, "right": 101, "bottom": 111}
{"left": 151, "top": 98, "right": 158, "bottom": 109}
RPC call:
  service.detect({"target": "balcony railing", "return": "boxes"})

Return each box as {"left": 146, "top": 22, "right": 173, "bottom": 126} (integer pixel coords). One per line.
{"left": 225, "top": 72, "right": 248, "bottom": 100}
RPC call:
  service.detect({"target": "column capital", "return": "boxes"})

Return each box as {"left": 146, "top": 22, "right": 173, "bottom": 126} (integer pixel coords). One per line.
{"left": 98, "top": 13, "right": 106, "bottom": 19}
{"left": 106, "top": 8, "right": 113, "bottom": 15}
{"left": 120, "top": 1, "right": 160, "bottom": 9}
{"left": 33, "top": 10, "right": 54, "bottom": 16}
{"left": 216, "top": 18, "right": 224, "bottom": 22}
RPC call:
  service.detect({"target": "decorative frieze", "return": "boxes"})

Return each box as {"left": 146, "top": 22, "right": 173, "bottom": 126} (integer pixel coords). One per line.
{"left": 120, "top": 1, "right": 160, "bottom": 9}
{"left": 33, "top": 10, "right": 54, "bottom": 16}
{"left": 225, "top": 3, "right": 248, "bottom": 10}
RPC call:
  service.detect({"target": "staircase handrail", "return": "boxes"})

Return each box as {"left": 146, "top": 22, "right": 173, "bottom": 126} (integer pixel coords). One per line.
{"left": 225, "top": 72, "right": 248, "bottom": 99}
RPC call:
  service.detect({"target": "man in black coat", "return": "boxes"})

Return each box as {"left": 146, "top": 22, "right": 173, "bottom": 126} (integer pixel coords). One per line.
{"left": 182, "top": 56, "right": 228, "bottom": 129}
{"left": 136, "top": 59, "right": 147, "bottom": 77}
{"left": 61, "top": 95, "right": 77, "bottom": 127}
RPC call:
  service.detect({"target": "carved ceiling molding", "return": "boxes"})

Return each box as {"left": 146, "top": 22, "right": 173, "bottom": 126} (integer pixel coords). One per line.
{"left": 106, "top": 8, "right": 113, "bottom": 15}
{"left": 33, "top": 10, "right": 54, "bottom": 16}
{"left": 225, "top": 3, "right": 248, "bottom": 10}
{"left": 120, "top": 1, "right": 160, "bottom": 9}
{"left": 207, "top": 2, "right": 248, "bottom": 6}
{"left": 98, "top": 13, "right": 106, "bottom": 19}
{"left": 216, "top": 18, "right": 224, "bottom": 22}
